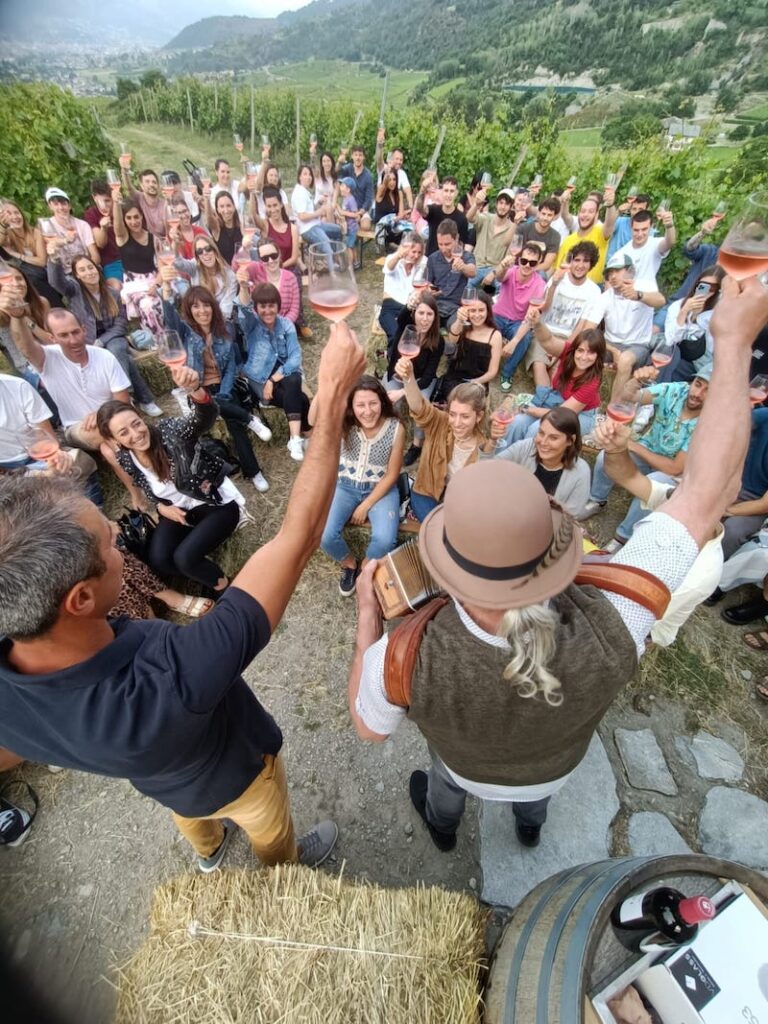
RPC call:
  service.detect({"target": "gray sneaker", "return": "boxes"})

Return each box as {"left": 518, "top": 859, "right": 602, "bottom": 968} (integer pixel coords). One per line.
{"left": 197, "top": 824, "right": 233, "bottom": 873}
{"left": 298, "top": 820, "right": 338, "bottom": 868}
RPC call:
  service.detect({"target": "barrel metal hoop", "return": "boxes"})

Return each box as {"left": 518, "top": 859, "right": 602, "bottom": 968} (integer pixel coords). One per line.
{"left": 503, "top": 861, "right": 612, "bottom": 1023}
{"left": 559, "top": 857, "right": 665, "bottom": 1024}
{"left": 536, "top": 858, "right": 643, "bottom": 1024}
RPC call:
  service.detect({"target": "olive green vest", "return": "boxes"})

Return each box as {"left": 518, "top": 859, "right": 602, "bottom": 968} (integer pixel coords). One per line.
{"left": 406, "top": 585, "right": 638, "bottom": 786}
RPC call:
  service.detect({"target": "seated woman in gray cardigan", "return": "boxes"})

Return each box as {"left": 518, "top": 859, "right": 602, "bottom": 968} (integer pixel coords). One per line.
{"left": 47, "top": 252, "right": 162, "bottom": 416}
{"left": 481, "top": 405, "right": 591, "bottom": 519}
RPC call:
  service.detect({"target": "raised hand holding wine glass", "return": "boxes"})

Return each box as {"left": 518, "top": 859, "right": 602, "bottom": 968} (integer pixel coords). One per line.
{"left": 307, "top": 239, "right": 359, "bottom": 323}
{"left": 717, "top": 191, "right": 768, "bottom": 280}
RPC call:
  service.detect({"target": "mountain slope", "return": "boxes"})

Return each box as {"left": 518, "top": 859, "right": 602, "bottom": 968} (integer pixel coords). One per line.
{"left": 163, "top": 0, "right": 765, "bottom": 95}
{"left": 165, "top": 16, "right": 279, "bottom": 50}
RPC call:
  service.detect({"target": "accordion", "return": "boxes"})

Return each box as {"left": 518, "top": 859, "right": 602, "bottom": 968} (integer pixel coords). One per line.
{"left": 373, "top": 539, "right": 444, "bottom": 619}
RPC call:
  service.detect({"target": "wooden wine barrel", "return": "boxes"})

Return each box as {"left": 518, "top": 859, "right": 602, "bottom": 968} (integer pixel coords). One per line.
{"left": 483, "top": 854, "right": 768, "bottom": 1024}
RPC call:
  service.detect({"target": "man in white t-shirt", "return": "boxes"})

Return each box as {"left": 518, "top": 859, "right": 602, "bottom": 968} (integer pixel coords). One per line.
{"left": 0, "top": 372, "right": 97, "bottom": 479}
{"left": 0, "top": 292, "right": 144, "bottom": 490}
{"left": 614, "top": 208, "right": 676, "bottom": 289}
{"left": 42, "top": 187, "right": 100, "bottom": 272}
{"left": 525, "top": 239, "right": 603, "bottom": 383}
{"left": 582, "top": 253, "right": 666, "bottom": 399}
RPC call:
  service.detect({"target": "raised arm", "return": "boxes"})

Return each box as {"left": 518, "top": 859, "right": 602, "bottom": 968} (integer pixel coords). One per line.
{"left": 230, "top": 322, "right": 365, "bottom": 628}
{"left": 1, "top": 285, "right": 46, "bottom": 371}
{"left": 662, "top": 277, "right": 768, "bottom": 547}
{"left": 112, "top": 194, "right": 128, "bottom": 246}
{"left": 658, "top": 208, "right": 677, "bottom": 255}
{"left": 601, "top": 186, "right": 618, "bottom": 240}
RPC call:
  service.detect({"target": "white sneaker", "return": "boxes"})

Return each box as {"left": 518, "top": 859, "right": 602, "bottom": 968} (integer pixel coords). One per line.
{"left": 139, "top": 401, "right": 163, "bottom": 417}
{"left": 248, "top": 415, "right": 273, "bottom": 442}
{"left": 287, "top": 436, "right": 304, "bottom": 461}
{"left": 235, "top": 507, "right": 256, "bottom": 532}
{"left": 171, "top": 387, "right": 189, "bottom": 416}
{"left": 251, "top": 471, "right": 269, "bottom": 493}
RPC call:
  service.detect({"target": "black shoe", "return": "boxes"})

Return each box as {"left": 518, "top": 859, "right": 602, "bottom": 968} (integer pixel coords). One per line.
{"left": 403, "top": 444, "right": 422, "bottom": 468}
{"left": 515, "top": 821, "right": 541, "bottom": 848}
{"left": 703, "top": 587, "right": 724, "bottom": 607}
{"left": 338, "top": 562, "right": 360, "bottom": 597}
{"left": 408, "top": 770, "right": 457, "bottom": 852}
{"left": 721, "top": 597, "right": 768, "bottom": 625}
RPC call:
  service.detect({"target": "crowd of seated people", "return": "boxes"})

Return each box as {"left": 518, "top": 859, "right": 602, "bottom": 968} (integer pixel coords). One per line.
{"left": 1, "top": 123, "right": 767, "bottom": 756}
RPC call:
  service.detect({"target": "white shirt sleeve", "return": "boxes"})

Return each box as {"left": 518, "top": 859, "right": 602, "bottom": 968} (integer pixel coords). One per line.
{"left": 357, "top": 633, "right": 408, "bottom": 736}
{"left": 21, "top": 379, "right": 52, "bottom": 424}
{"left": 101, "top": 349, "right": 131, "bottom": 393}
{"left": 602, "top": 511, "right": 700, "bottom": 657}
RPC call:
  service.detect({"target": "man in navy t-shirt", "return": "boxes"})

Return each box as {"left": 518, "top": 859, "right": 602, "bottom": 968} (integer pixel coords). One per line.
{"left": 0, "top": 317, "right": 366, "bottom": 874}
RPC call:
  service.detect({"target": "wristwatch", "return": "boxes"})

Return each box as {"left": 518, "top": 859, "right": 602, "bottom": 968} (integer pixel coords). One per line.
{"left": 636, "top": 290, "right": 644, "bottom": 302}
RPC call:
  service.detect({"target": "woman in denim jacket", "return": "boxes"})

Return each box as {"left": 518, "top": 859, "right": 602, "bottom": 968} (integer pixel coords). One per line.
{"left": 235, "top": 277, "right": 311, "bottom": 463}
{"left": 161, "top": 278, "right": 272, "bottom": 493}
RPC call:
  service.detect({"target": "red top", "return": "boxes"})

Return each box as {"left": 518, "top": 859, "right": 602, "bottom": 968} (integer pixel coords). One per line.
{"left": 551, "top": 341, "right": 602, "bottom": 411}
{"left": 267, "top": 220, "right": 294, "bottom": 264}
{"left": 83, "top": 205, "right": 119, "bottom": 264}
{"left": 177, "top": 227, "right": 209, "bottom": 261}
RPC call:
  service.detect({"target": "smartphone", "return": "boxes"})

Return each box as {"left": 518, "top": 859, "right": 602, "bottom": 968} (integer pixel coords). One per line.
{"left": 694, "top": 282, "right": 712, "bottom": 296}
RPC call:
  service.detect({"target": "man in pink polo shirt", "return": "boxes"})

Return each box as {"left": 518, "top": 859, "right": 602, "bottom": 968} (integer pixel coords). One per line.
{"left": 488, "top": 242, "right": 547, "bottom": 390}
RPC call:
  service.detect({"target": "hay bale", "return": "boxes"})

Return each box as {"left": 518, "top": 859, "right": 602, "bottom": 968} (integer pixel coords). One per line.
{"left": 114, "top": 864, "right": 486, "bottom": 1024}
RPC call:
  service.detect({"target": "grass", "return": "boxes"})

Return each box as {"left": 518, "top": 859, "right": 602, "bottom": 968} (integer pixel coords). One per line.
{"left": 244, "top": 60, "right": 426, "bottom": 108}
{"left": 739, "top": 101, "right": 768, "bottom": 122}
{"left": 560, "top": 127, "right": 602, "bottom": 148}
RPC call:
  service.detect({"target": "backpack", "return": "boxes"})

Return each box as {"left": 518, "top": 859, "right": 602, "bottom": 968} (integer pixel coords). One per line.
{"left": 383, "top": 564, "right": 671, "bottom": 707}
{"left": 171, "top": 437, "right": 236, "bottom": 503}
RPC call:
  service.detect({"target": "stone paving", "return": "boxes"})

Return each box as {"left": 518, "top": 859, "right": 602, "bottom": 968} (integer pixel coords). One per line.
{"left": 481, "top": 704, "right": 768, "bottom": 908}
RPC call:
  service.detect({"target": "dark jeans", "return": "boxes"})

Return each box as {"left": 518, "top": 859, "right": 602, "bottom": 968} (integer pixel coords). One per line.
{"left": 379, "top": 298, "right": 405, "bottom": 349}
{"left": 425, "top": 747, "right": 550, "bottom": 834}
{"left": 148, "top": 500, "right": 239, "bottom": 589}
{"left": 208, "top": 386, "right": 261, "bottom": 480}
{"left": 249, "top": 372, "right": 311, "bottom": 432}
{"left": 100, "top": 335, "right": 154, "bottom": 405}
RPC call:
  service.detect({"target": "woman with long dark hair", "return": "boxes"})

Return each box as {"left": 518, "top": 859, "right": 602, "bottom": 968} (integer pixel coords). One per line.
{"left": 46, "top": 252, "right": 162, "bottom": 415}
{"left": 203, "top": 190, "right": 243, "bottom": 265}
{"left": 318, "top": 375, "right": 404, "bottom": 595}
{"left": 312, "top": 150, "right": 339, "bottom": 225}
{"left": 503, "top": 316, "right": 606, "bottom": 442}
{"left": 484, "top": 406, "right": 591, "bottom": 518}
{"left": 112, "top": 195, "right": 163, "bottom": 335}
{"left": 440, "top": 291, "right": 503, "bottom": 396}
{"left": 0, "top": 199, "right": 60, "bottom": 304}
{"left": 250, "top": 187, "right": 310, "bottom": 336}
{"left": 97, "top": 366, "right": 240, "bottom": 596}
{"left": 373, "top": 168, "right": 406, "bottom": 249}
{"left": 0, "top": 266, "right": 51, "bottom": 383}
{"left": 160, "top": 276, "right": 272, "bottom": 493}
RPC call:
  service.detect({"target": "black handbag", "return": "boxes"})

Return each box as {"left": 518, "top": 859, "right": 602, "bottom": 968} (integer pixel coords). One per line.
{"left": 116, "top": 508, "right": 156, "bottom": 563}
{"left": 678, "top": 326, "right": 707, "bottom": 362}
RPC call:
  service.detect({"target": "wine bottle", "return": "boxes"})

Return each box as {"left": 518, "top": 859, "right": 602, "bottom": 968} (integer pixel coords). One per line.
{"left": 610, "top": 886, "right": 715, "bottom": 949}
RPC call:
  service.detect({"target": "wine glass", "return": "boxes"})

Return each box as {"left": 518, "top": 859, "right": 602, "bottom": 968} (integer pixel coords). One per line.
{"left": 0, "top": 256, "right": 14, "bottom": 288}
{"left": 397, "top": 326, "right": 420, "bottom": 360}
{"left": 566, "top": 175, "right": 578, "bottom": 188}
{"left": 19, "top": 426, "right": 82, "bottom": 478}
{"left": 749, "top": 375, "right": 768, "bottom": 406}
{"left": 198, "top": 167, "right": 211, "bottom": 190}
{"left": 509, "top": 233, "right": 523, "bottom": 259}
{"left": 711, "top": 200, "right": 727, "bottom": 223}
{"left": 246, "top": 162, "right": 259, "bottom": 190}
{"left": 626, "top": 184, "right": 639, "bottom": 201}
{"left": 233, "top": 133, "right": 243, "bottom": 151}
{"left": 234, "top": 245, "right": 252, "bottom": 271}
{"left": 651, "top": 345, "right": 673, "bottom": 370}
{"left": 155, "top": 237, "right": 175, "bottom": 267}
{"left": 532, "top": 173, "right": 543, "bottom": 187}
{"left": 160, "top": 173, "right": 175, "bottom": 200}
{"left": 606, "top": 401, "right": 638, "bottom": 425}
{"left": 656, "top": 198, "right": 671, "bottom": 219}
{"left": 412, "top": 264, "right": 428, "bottom": 294}
{"left": 106, "top": 168, "right": 120, "bottom": 187}
{"left": 718, "top": 191, "right": 768, "bottom": 280}
{"left": 155, "top": 329, "right": 186, "bottom": 366}
{"left": 461, "top": 284, "right": 478, "bottom": 306}
{"left": 452, "top": 240, "right": 464, "bottom": 260}
{"left": 309, "top": 132, "right": 317, "bottom": 146}
{"left": 491, "top": 399, "right": 516, "bottom": 447}
{"left": 306, "top": 240, "right": 358, "bottom": 323}
{"left": 261, "top": 134, "right": 270, "bottom": 147}
{"left": 480, "top": 172, "right": 492, "bottom": 189}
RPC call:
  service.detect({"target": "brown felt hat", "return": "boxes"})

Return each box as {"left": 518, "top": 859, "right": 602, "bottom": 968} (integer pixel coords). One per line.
{"left": 418, "top": 460, "right": 583, "bottom": 610}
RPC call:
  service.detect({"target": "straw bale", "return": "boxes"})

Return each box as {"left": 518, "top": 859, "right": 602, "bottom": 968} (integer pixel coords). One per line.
{"left": 114, "top": 864, "right": 486, "bottom": 1024}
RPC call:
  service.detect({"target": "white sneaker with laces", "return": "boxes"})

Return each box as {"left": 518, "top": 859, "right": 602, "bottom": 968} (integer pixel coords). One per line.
{"left": 139, "top": 401, "right": 163, "bottom": 417}
{"left": 251, "top": 472, "right": 269, "bottom": 493}
{"left": 248, "top": 415, "right": 273, "bottom": 442}
{"left": 287, "top": 436, "right": 304, "bottom": 461}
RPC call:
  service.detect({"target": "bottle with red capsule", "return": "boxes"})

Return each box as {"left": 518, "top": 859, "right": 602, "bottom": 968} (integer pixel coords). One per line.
{"left": 610, "top": 886, "right": 716, "bottom": 950}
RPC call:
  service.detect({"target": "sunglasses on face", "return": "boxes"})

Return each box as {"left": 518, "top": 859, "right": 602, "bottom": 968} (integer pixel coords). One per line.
{"left": 261, "top": 252, "right": 280, "bottom": 262}
{"left": 196, "top": 246, "right": 215, "bottom": 255}
{"left": 518, "top": 257, "right": 540, "bottom": 267}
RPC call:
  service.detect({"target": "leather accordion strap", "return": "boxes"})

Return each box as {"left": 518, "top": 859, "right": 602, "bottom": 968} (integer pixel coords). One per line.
{"left": 383, "top": 597, "right": 449, "bottom": 708}
{"left": 575, "top": 563, "right": 671, "bottom": 619}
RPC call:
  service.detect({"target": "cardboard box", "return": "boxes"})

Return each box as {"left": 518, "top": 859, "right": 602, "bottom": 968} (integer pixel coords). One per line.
{"left": 636, "top": 891, "right": 768, "bottom": 1023}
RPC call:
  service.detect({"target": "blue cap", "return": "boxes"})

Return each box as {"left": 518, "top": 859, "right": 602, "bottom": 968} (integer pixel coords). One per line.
{"left": 340, "top": 177, "right": 356, "bottom": 189}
